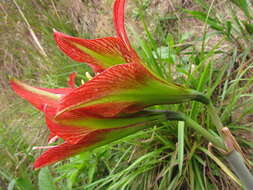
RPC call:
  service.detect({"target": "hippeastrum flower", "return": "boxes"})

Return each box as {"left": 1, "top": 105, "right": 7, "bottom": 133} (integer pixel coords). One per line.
{"left": 10, "top": 0, "right": 208, "bottom": 169}
{"left": 53, "top": 0, "right": 208, "bottom": 119}
{"left": 10, "top": 77, "right": 179, "bottom": 168}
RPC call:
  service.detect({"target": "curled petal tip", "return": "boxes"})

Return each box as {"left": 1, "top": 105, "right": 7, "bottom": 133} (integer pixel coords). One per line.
{"left": 9, "top": 79, "right": 64, "bottom": 113}
{"left": 113, "top": 0, "right": 130, "bottom": 49}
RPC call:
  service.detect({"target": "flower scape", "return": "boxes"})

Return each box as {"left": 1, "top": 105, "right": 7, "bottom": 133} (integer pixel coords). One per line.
{"left": 10, "top": 0, "right": 207, "bottom": 169}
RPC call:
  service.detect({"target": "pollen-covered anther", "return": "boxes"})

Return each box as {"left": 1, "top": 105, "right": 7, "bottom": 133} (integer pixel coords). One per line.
{"left": 85, "top": 72, "right": 93, "bottom": 80}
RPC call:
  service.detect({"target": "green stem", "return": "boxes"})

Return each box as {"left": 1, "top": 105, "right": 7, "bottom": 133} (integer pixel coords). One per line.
{"left": 207, "top": 102, "right": 224, "bottom": 136}
{"left": 178, "top": 113, "right": 225, "bottom": 150}
{"left": 225, "top": 151, "right": 253, "bottom": 190}
{"left": 206, "top": 101, "right": 253, "bottom": 189}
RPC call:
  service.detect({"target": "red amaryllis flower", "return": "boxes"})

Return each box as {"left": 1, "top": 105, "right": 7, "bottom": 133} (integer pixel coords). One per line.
{"left": 10, "top": 77, "right": 176, "bottom": 169}
{"left": 53, "top": 0, "right": 208, "bottom": 119}
{"left": 10, "top": 0, "right": 207, "bottom": 169}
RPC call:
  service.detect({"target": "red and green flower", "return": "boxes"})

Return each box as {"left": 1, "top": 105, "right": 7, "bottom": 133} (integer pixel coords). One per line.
{"left": 10, "top": 77, "right": 176, "bottom": 168}
{"left": 10, "top": 0, "right": 207, "bottom": 169}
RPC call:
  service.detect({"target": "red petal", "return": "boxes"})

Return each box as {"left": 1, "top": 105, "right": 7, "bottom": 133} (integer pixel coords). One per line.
{"left": 68, "top": 102, "right": 132, "bottom": 117}
{"left": 10, "top": 79, "right": 63, "bottom": 112}
{"left": 113, "top": 0, "right": 141, "bottom": 64}
{"left": 45, "top": 117, "right": 93, "bottom": 144}
{"left": 55, "top": 63, "right": 152, "bottom": 117}
{"left": 37, "top": 87, "right": 72, "bottom": 95}
{"left": 34, "top": 131, "right": 102, "bottom": 169}
{"left": 34, "top": 118, "right": 156, "bottom": 169}
{"left": 114, "top": 0, "right": 131, "bottom": 50}
{"left": 54, "top": 30, "right": 130, "bottom": 73}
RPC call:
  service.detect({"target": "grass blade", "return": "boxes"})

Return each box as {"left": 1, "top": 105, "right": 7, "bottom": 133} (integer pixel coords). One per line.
{"left": 178, "top": 121, "right": 185, "bottom": 176}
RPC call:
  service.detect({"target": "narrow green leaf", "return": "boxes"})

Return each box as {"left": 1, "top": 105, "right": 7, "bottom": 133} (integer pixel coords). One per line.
{"left": 208, "top": 63, "right": 228, "bottom": 96}
{"left": 7, "top": 179, "right": 16, "bottom": 190}
{"left": 167, "top": 175, "right": 180, "bottom": 190}
{"left": 15, "top": 178, "right": 35, "bottom": 190}
{"left": 226, "top": 21, "right": 232, "bottom": 37}
{"left": 38, "top": 167, "right": 57, "bottom": 190}
{"left": 189, "top": 162, "right": 195, "bottom": 190}
{"left": 242, "top": 21, "right": 253, "bottom": 35}
{"left": 199, "top": 148, "right": 242, "bottom": 186}
{"left": 177, "top": 121, "right": 185, "bottom": 175}
{"left": 185, "top": 10, "right": 223, "bottom": 31}
{"left": 230, "top": 0, "right": 252, "bottom": 19}
{"left": 88, "top": 160, "right": 97, "bottom": 184}
{"left": 193, "top": 159, "right": 205, "bottom": 190}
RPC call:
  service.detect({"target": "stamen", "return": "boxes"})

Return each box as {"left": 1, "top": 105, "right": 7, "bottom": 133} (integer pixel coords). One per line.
{"left": 48, "top": 136, "right": 59, "bottom": 144}
{"left": 85, "top": 72, "right": 93, "bottom": 80}
{"left": 32, "top": 145, "right": 57, "bottom": 150}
